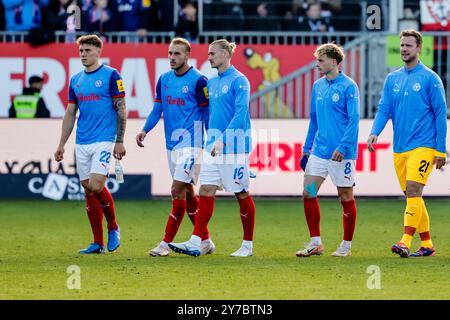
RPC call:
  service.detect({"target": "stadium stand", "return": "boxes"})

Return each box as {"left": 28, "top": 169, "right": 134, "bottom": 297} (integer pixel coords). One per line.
{"left": 0, "top": 0, "right": 448, "bottom": 119}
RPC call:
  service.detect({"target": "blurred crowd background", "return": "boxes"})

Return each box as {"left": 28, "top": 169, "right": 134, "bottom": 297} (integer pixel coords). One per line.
{"left": 0, "top": 0, "right": 424, "bottom": 45}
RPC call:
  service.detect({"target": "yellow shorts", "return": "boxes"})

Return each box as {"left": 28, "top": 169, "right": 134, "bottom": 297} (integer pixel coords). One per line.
{"left": 393, "top": 147, "right": 437, "bottom": 192}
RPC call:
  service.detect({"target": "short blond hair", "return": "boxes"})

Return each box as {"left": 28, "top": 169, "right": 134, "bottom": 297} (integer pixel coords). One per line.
{"left": 314, "top": 43, "right": 345, "bottom": 64}
{"left": 400, "top": 29, "right": 422, "bottom": 47}
{"left": 170, "top": 37, "right": 191, "bottom": 52}
{"left": 76, "top": 34, "right": 103, "bottom": 48}
{"left": 210, "top": 39, "right": 237, "bottom": 57}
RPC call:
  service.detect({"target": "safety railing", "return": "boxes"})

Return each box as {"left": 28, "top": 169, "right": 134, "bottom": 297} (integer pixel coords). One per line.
{"left": 0, "top": 31, "right": 28, "bottom": 43}
{"left": 197, "top": 31, "right": 365, "bottom": 45}
{"left": 250, "top": 32, "right": 450, "bottom": 118}
{"left": 0, "top": 31, "right": 365, "bottom": 45}
{"left": 54, "top": 31, "right": 176, "bottom": 43}
{"left": 249, "top": 34, "right": 371, "bottom": 118}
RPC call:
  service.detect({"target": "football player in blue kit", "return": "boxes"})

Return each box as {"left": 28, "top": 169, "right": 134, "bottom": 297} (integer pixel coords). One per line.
{"left": 169, "top": 39, "right": 256, "bottom": 257}
{"left": 136, "top": 38, "right": 215, "bottom": 257}
{"left": 55, "top": 35, "right": 126, "bottom": 254}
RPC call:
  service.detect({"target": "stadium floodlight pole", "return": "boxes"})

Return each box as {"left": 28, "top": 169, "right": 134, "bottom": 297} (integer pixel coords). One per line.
{"left": 382, "top": 0, "right": 389, "bottom": 31}
{"left": 360, "top": 1, "right": 367, "bottom": 31}
{"left": 173, "top": 0, "right": 178, "bottom": 29}
{"left": 198, "top": 0, "right": 203, "bottom": 33}
{"left": 388, "top": 0, "right": 403, "bottom": 32}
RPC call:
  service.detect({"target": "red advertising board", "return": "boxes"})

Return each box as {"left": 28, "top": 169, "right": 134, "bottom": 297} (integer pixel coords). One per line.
{"left": 0, "top": 43, "right": 316, "bottom": 118}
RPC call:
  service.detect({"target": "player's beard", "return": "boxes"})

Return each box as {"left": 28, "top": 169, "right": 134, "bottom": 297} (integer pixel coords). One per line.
{"left": 401, "top": 53, "right": 417, "bottom": 63}
{"left": 172, "top": 62, "right": 186, "bottom": 71}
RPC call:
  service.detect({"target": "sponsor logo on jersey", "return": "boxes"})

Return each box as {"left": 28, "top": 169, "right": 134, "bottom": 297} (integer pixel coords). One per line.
{"left": 116, "top": 79, "right": 125, "bottom": 92}
{"left": 166, "top": 96, "right": 186, "bottom": 106}
{"left": 393, "top": 83, "right": 400, "bottom": 92}
{"left": 77, "top": 93, "right": 100, "bottom": 101}
{"left": 316, "top": 91, "right": 323, "bottom": 100}
{"left": 203, "top": 87, "right": 209, "bottom": 99}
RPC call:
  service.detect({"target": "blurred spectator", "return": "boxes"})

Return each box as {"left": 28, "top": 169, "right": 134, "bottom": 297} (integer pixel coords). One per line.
{"left": 282, "top": 0, "right": 309, "bottom": 30}
{"left": 298, "top": 2, "right": 334, "bottom": 32}
{"left": 205, "top": 0, "right": 244, "bottom": 31}
{"left": 224, "top": 0, "right": 244, "bottom": 30}
{"left": 244, "top": 1, "right": 278, "bottom": 31}
{"left": 0, "top": 0, "right": 5, "bottom": 30}
{"left": 175, "top": 1, "right": 198, "bottom": 41}
{"left": 9, "top": 75, "right": 50, "bottom": 118}
{"left": 333, "top": 0, "right": 361, "bottom": 31}
{"left": 111, "top": 0, "right": 151, "bottom": 36}
{"left": 318, "top": 0, "right": 341, "bottom": 16}
{"left": 2, "top": 0, "right": 49, "bottom": 31}
{"left": 43, "top": 0, "right": 73, "bottom": 41}
{"left": 282, "top": 0, "right": 341, "bottom": 31}
{"left": 84, "top": 0, "right": 117, "bottom": 34}
{"left": 80, "top": 0, "right": 91, "bottom": 10}
{"left": 154, "top": 0, "right": 174, "bottom": 31}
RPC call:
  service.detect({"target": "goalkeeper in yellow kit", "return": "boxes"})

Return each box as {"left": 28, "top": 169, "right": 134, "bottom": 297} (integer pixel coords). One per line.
{"left": 367, "top": 30, "right": 447, "bottom": 258}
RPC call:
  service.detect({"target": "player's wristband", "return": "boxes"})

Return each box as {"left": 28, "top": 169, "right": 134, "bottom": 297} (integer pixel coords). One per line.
{"left": 300, "top": 154, "right": 309, "bottom": 171}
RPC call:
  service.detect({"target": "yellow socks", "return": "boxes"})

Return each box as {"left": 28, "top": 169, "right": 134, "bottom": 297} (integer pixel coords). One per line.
{"left": 418, "top": 199, "right": 433, "bottom": 248}
{"left": 400, "top": 234, "right": 413, "bottom": 248}
{"left": 401, "top": 197, "right": 423, "bottom": 248}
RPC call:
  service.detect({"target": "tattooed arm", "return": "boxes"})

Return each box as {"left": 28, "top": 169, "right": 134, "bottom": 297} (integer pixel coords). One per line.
{"left": 113, "top": 96, "right": 127, "bottom": 159}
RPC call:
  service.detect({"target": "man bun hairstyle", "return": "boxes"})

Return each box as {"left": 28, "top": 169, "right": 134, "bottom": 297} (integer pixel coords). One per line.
{"left": 210, "top": 39, "right": 237, "bottom": 57}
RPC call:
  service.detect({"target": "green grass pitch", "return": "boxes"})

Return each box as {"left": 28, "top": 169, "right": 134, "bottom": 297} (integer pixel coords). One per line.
{"left": 1, "top": 198, "right": 450, "bottom": 299}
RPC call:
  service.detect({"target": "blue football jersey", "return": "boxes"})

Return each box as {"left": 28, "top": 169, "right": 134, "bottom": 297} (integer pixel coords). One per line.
{"left": 68, "top": 64, "right": 125, "bottom": 144}
{"left": 143, "top": 66, "right": 209, "bottom": 150}
{"left": 206, "top": 66, "right": 252, "bottom": 154}
{"left": 303, "top": 72, "right": 360, "bottom": 160}
{"left": 371, "top": 61, "right": 447, "bottom": 154}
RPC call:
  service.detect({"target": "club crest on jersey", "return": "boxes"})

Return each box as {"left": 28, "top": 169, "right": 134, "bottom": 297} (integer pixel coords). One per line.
{"left": 222, "top": 85, "right": 229, "bottom": 94}
{"left": 332, "top": 93, "right": 340, "bottom": 102}
{"left": 413, "top": 83, "right": 421, "bottom": 91}
{"left": 95, "top": 80, "right": 102, "bottom": 88}
{"left": 182, "top": 86, "right": 189, "bottom": 93}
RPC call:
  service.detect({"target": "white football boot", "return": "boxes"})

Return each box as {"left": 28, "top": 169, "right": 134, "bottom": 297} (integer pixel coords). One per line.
{"left": 296, "top": 241, "right": 324, "bottom": 257}
{"left": 331, "top": 241, "right": 352, "bottom": 257}
{"left": 201, "top": 239, "right": 216, "bottom": 255}
{"left": 149, "top": 244, "right": 170, "bottom": 257}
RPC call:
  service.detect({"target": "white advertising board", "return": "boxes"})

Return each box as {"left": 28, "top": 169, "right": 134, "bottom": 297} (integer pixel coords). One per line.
{"left": 1, "top": 119, "right": 449, "bottom": 196}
